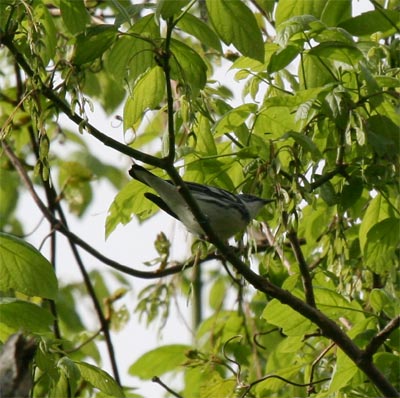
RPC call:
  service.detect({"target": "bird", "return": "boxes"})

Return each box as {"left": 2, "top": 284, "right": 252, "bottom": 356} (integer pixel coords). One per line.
{"left": 128, "top": 164, "right": 273, "bottom": 240}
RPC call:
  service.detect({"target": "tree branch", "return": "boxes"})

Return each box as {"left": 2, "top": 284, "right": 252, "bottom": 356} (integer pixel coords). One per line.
{"left": 0, "top": 33, "right": 163, "bottom": 168}
{"left": 287, "top": 230, "right": 316, "bottom": 308}
{"left": 364, "top": 315, "right": 400, "bottom": 359}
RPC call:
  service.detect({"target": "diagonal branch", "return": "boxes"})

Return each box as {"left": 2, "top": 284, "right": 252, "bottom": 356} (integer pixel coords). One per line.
{"left": 0, "top": 33, "right": 163, "bottom": 168}
{"left": 364, "top": 315, "right": 400, "bottom": 359}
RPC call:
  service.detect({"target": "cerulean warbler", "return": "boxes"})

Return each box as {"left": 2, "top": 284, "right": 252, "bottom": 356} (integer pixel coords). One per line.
{"left": 129, "top": 165, "right": 273, "bottom": 240}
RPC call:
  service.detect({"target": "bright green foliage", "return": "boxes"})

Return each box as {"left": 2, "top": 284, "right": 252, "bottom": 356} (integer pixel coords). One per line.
{"left": 0, "top": 0, "right": 399, "bottom": 397}
{"left": 0, "top": 233, "right": 58, "bottom": 299}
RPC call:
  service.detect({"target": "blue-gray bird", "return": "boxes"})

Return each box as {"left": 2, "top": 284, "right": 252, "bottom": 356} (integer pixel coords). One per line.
{"left": 129, "top": 165, "right": 273, "bottom": 240}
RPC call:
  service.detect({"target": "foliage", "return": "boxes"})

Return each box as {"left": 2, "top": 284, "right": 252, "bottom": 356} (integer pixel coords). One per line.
{"left": 0, "top": 0, "right": 399, "bottom": 397}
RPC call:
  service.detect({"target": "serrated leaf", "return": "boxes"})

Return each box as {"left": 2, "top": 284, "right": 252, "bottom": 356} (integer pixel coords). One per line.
{"left": 0, "top": 300, "right": 53, "bottom": 341}
{"left": 0, "top": 233, "right": 58, "bottom": 299}
{"left": 75, "top": 361, "right": 124, "bottom": 397}
{"left": 123, "top": 66, "right": 165, "bottom": 131}
{"left": 74, "top": 25, "right": 118, "bottom": 65}
{"left": 177, "top": 13, "right": 222, "bottom": 52}
{"left": 206, "top": 0, "right": 264, "bottom": 62}
{"left": 129, "top": 344, "right": 191, "bottom": 379}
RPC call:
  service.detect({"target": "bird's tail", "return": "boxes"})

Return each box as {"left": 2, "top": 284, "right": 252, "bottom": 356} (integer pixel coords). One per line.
{"left": 128, "top": 164, "right": 155, "bottom": 187}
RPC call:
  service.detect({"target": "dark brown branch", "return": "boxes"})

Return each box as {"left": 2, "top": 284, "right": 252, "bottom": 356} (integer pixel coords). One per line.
{"left": 309, "top": 165, "right": 347, "bottom": 192}
{"left": 364, "top": 315, "right": 400, "bottom": 359}
{"left": 287, "top": 230, "right": 316, "bottom": 308}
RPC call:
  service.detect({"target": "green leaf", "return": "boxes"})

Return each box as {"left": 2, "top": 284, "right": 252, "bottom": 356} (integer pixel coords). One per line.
{"left": 299, "top": 53, "right": 337, "bottom": 88}
{"left": 57, "top": 357, "right": 80, "bottom": 397}
{"left": 319, "top": 180, "right": 337, "bottom": 206}
{"left": 366, "top": 115, "right": 400, "bottom": 157}
{"left": 60, "top": 0, "right": 90, "bottom": 34}
{"left": 364, "top": 218, "right": 400, "bottom": 274}
{"left": 369, "top": 289, "right": 399, "bottom": 318}
{"left": 329, "top": 348, "right": 358, "bottom": 393}
{"left": 170, "top": 39, "right": 207, "bottom": 97}
{"left": 129, "top": 344, "right": 191, "bottom": 379}
{"left": 0, "top": 169, "right": 19, "bottom": 230}
{"left": 177, "top": 13, "right": 222, "bottom": 52}
{"left": 308, "top": 41, "right": 364, "bottom": 65}
{"left": 0, "top": 300, "right": 53, "bottom": 341}
{"left": 206, "top": 0, "right": 264, "bottom": 62}
{"left": 254, "top": 105, "right": 296, "bottom": 138}
{"left": 157, "top": 0, "right": 189, "bottom": 19}
{"left": 321, "top": 0, "right": 351, "bottom": 27}
{"left": 34, "top": 3, "right": 57, "bottom": 66}
{"left": 75, "top": 361, "right": 125, "bottom": 397}
{"left": 359, "top": 194, "right": 391, "bottom": 254}
{"left": 339, "top": 177, "right": 363, "bottom": 212}
{"left": 214, "top": 104, "right": 257, "bottom": 138}
{"left": 74, "top": 25, "right": 118, "bottom": 65}
{"left": 0, "top": 233, "right": 58, "bottom": 299}
{"left": 194, "top": 114, "right": 217, "bottom": 155}
{"left": 275, "top": 0, "right": 326, "bottom": 26}
{"left": 58, "top": 161, "right": 93, "bottom": 216}
{"left": 123, "top": 66, "right": 165, "bottom": 131}
{"left": 282, "top": 131, "right": 321, "bottom": 160}
{"left": 339, "top": 9, "right": 400, "bottom": 37}
{"left": 106, "top": 14, "right": 158, "bottom": 84}
{"left": 276, "top": 14, "right": 318, "bottom": 46}
{"left": 262, "top": 298, "right": 314, "bottom": 336}
{"left": 268, "top": 45, "right": 300, "bottom": 73}
{"left": 105, "top": 180, "right": 158, "bottom": 239}
{"left": 374, "top": 352, "right": 400, "bottom": 387}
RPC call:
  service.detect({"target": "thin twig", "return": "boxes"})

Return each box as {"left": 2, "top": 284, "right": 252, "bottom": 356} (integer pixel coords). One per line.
{"left": 287, "top": 230, "right": 316, "bottom": 308}
{"left": 240, "top": 373, "right": 331, "bottom": 398}
{"left": 261, "top": 223, "right": 292, "bottom": 274}
{"left": 152, "top": 376, "right": 184, "bottom": 398}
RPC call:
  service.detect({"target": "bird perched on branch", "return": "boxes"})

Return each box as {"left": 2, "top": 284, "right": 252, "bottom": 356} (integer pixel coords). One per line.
{"left": 129, "top": 165, "right": 273, "bottom": 240}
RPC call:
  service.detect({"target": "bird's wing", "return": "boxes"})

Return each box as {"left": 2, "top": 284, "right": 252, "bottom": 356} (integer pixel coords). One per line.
{"left": 144, "top": 193, "right": 180, "bottom": 221}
